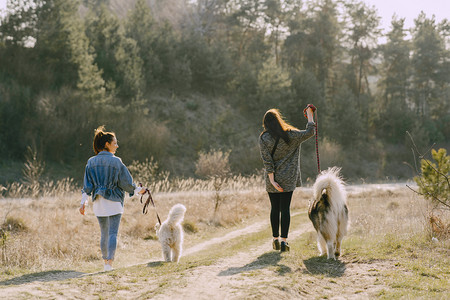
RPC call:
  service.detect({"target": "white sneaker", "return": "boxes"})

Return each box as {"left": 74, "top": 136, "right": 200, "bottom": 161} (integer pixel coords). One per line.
{"left": 104, "top": 264, "right": 113, "bottom": 271}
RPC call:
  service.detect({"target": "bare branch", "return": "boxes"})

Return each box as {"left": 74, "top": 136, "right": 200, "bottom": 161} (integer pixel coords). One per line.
{"left": 406, "top": 185, "right": 450, "bottom": 209}
{"left": 420, "top": 143, "right": 437, "bottom": 159}
{"left": 406, "top": 131, "right": 449, "bottom": 208}
{"left": 411, "top": 148, "right": 420, "bottom": 174}
{"left": 406, "top": 131, "right": 435, "bottom": 159}
{"left": 421, "top": 159, "right": 450, "bottom": 187}
{"left": 406, "top": 131, "right": 449, "bottom": 184}
{"left": 406, "top": 131, "right": 448, "bottom": 185}
{"left": 402, "top": 161, "right": 415, "bottom": 173}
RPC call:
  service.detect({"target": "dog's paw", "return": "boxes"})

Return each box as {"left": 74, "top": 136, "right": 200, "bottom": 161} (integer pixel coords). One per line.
{"left": 327, "top": 254, "right": 336, "bottom": 260}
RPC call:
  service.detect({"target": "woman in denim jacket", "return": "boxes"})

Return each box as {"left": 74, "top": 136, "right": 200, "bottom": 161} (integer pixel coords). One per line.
{"left": 80, "top": 126, "right": 146, "bottom": 271}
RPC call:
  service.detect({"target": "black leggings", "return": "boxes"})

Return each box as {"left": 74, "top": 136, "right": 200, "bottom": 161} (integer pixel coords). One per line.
{"left": 268, "top": 191, "right": 293, "bottom": 239}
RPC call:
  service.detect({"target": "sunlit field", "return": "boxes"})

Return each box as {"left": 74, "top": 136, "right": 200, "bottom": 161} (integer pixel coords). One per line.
{"left": 0, "top": 175, "right": 268, "bottom": 270}
{"left": 0, "top": 176, "right": 448, "bottom": 298}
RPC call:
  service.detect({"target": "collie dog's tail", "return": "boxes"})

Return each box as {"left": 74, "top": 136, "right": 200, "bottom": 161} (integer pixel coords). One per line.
{"left": 166, "top": 204, "right": 186, "bottom": 226}
{"left": 313, "top": 167, "right": 347, "bottom": 209}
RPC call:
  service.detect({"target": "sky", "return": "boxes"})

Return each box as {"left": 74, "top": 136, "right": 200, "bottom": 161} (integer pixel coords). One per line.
{"left": 0, "top": 0, "right": 448, "bottom": 31}
{"left": 363, "top": 0, "right": 449, "bottom": 32}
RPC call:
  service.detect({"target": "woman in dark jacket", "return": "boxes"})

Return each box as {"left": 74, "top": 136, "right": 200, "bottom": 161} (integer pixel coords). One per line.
{"left": 259, "top": 107, "right": 315, "bottom": 251}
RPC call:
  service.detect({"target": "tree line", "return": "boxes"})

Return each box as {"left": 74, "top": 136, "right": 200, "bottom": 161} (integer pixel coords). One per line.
{"left": 0, "top": 0, "right": 448, "bottom": 183}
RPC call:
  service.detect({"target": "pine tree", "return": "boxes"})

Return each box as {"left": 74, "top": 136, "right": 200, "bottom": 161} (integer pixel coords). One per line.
{"left": 125, "top": 0, "right": 161, "bottom": 88}
{"left": 35, "top": 0, "right": 106, "bottom": 102}
{"left": 414, "top": 148, "right": 450, "bottom": 208}
{"left": 85, "top": 4, "right": 143, "bottom": 102}
{"left": 375, "top": 16, "right": 413, "bottom": 143}
{"left": 411, "top": 13, "right": 447, "bottom": 142}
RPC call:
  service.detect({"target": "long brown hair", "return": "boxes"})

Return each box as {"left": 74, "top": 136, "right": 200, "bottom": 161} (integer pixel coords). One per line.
{"left": 262, "top": 109, "right": 298, "bottom": 143}
{"left": 93, "top": 126, "right": 116, "bottom": 155}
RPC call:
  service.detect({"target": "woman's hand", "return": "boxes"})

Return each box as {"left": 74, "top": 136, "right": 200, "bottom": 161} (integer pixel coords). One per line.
{"left": 268, "top": 173, "right": 284, "bottom": 192}
{"left": 271, "top": 180, "right": 284, "bottom": 192}
{"left": 80, "top": 192, "right": 88, "bottom": 215}
{"left": 303, "top": 104, "right": 316, "bottom": 123}
{"left": 306, "top": 107, "right": 314, "bottom": 123}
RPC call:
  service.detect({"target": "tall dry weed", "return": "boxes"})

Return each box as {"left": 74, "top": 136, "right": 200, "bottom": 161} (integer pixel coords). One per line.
{"left": 427, "top": 212, "right": 450, "bottom": 239}
{"left": 23, "top": 146, "right": 45, "bottom": 199}
{"left": 2, "top": 178, "right": 78, "bottom": 199}
{"left": 195, "top": 149, "right": 232, "bottom": 219}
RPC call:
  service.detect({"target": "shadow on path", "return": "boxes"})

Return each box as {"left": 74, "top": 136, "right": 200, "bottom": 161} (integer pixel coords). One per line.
{"left": 0, "top": 260, "right": 169, "bottom": 287}
{"left": 147, "top": 261, "right": 164, "bottom": 268}
{"left": 0, "top": 270, "right": 85, "bottom": 286}
{"left": 218, "top": 251, "right": 291, "bottom": 276}
{"left": 303, "top": 256, "right": 346, "bottom": 277}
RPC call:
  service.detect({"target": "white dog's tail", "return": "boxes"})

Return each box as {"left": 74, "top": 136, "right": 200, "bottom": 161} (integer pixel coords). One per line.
{"left": 313, "top": 167, "right": 347, "bottom": 210}
{"left": 166, "top": 204, "right": 186, "bottom": 226}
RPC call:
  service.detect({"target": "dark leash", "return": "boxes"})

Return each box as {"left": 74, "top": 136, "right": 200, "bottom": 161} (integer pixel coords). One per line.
{"left": 304, "top": 104, "right": 320, "bottom": 173}
{"left": 139, "top": 184, "right": 162, "bottom": 225}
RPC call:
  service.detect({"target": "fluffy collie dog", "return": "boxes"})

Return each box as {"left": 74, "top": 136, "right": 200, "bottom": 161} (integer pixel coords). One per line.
{"left": 308, "top": 167, "right": 348, "bottom": 260}
{"left": 155, "top": 204, "right": 186, "bottom": 263}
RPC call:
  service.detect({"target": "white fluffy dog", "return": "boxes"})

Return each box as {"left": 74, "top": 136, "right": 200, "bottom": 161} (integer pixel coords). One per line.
{"left": 308, "top": 167, "right": 348, "bottom": 260}
{"left": 155, "top": 204, "right": 186, "bottom": 263}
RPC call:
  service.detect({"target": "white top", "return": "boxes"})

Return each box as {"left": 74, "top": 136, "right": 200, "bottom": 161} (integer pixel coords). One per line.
{"left": 93, "top": 195, "right": 124, "bottom": 217}
{"left": 81, "top": 187, "right": 142, "bottom": 217}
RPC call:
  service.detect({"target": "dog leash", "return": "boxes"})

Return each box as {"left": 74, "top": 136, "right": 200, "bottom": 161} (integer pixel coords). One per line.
{"left": 304, "top": 104, "right": 320, "bottom": 173}
{"left": 139, "top": 184, "right": 162, "bottom": 225}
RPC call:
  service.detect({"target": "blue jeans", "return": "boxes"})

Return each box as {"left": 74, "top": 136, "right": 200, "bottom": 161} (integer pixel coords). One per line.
{"left": 97, "top": 214, "right": 122, "bottom": 260}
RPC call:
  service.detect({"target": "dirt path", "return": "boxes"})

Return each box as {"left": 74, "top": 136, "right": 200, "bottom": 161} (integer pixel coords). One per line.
{"left": 149, "top": 222, "right": 390, "bottom": 300}
{"left": 151, "top": 223, "right": 312, "bottom": 300}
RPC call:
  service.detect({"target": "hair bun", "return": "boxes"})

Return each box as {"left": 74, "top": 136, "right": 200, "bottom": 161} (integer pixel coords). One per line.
{"left": 95, "top": 125, "right": 106, "bottom": 136}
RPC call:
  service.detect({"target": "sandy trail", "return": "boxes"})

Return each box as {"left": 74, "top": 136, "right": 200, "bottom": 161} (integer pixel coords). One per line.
{"left": 151, "top": 223, "right": 312, "bottom": 300}
{"left": 149, "top": 223, "right": 390, "bottom": 300}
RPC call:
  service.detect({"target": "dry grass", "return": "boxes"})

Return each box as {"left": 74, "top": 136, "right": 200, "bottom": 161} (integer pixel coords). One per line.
{"left": 0, "top": 195, "right": 98, "bottom": 271}
{"left": 0, "top": 174, "right": 281, "bottom": 273}
{"left": 1, "top": 179, "right": 448, "bottom": 296}
{"left": 0, "top": 180, "right": 448, "bottom": 298}
{"left": 347, "top": 187, "right": 450, "bottom": 243}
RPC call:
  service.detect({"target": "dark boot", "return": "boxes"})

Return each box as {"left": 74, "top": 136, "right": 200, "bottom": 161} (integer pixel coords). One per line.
{"left": 280, "top": 241, "right": 290, "bottom": 252}
{"left": 272, "top": 239, "right": 280, "bottom": 250}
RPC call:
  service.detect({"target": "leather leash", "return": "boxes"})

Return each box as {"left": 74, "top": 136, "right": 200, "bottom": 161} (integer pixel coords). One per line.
{"left": 139, "top": 184, "right": 161, "bottom": 225}
{"left": 304, "top": 104, "right": 320, "bottom": 173}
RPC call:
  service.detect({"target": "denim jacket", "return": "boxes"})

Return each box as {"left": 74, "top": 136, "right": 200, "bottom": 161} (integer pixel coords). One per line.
{"left": 82, "top": 151, "right": 136, "bottom": 206}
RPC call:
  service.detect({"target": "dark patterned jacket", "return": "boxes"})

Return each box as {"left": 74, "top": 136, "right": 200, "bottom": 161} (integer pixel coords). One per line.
{"left": 259, "top": 122, "right": 315, "bottom": 193}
